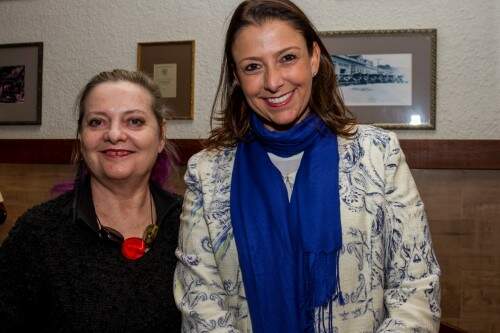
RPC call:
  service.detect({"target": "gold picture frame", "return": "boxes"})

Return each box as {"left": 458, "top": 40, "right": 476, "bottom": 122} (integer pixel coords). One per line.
{"left": 137, "top": 40, "right": 195, "bottom": 119}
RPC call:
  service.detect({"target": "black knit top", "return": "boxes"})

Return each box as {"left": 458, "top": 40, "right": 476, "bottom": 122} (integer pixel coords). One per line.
{"left": 0, "top": 179, "right": 182, "bottom": 332}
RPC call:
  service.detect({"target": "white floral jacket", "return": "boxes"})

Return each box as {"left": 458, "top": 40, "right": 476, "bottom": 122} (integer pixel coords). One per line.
{"left": 174, "top": 125, "right": 441, "bottom": 333}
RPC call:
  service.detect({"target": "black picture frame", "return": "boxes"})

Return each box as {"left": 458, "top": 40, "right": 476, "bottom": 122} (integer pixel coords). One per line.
{"left": 0, "top": 42, "right": 43, "bottom": 125}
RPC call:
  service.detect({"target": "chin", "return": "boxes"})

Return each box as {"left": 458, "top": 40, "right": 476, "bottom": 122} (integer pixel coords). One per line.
{"left": 267, "top": 115, "right": 304, "bottom": 130}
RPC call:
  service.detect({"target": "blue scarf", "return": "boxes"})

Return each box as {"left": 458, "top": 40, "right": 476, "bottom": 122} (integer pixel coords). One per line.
{"left": 230, "top": 113, "right": 343, "bottom": 333}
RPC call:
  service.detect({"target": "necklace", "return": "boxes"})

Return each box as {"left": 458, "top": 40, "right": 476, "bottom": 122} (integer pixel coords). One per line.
{"left": 96, "top": 192, "right": 159, "bottom": 260}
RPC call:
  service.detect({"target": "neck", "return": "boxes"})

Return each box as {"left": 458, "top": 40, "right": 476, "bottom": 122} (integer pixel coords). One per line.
{"left": 90, "top": 176, "right": 154, "bottom": 239}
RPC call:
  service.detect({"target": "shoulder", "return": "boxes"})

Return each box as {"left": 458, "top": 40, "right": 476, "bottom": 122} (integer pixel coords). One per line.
{"left": 4, "top": 192, "right": 73, "bottom": 244}
{"left": 340, "top": 124, "right": 397, "bottom": 146}
{"left": 185, "top": 146, "right": 237, "bottom": 184}
{"left": 187, "top": 146, "right": 236, "bottom": 170}
{"left": 339, "top": 125, "right": 400, "bottom": 157}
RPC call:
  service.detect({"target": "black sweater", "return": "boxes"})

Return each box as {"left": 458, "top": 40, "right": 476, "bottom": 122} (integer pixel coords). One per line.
{"left": 0, "top": 181, "right": 182, "bottom": 332}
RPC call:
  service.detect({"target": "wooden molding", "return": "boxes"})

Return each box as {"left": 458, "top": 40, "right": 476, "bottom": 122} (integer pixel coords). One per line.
{"left": 0, "top": 139, "right": 499, "bottom": 169}
{"left": 399, "top": 140, "right": 500, "bottom": 170}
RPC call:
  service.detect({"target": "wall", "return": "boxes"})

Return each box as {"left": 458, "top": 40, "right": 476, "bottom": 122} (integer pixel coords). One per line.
{"left": 0, "top": 0, "right": 499, "bottom": 140}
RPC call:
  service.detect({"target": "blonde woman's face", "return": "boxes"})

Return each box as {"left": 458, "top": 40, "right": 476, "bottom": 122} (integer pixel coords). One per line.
{"left": 80, "top": 81, "right": 164, "bottom": 185}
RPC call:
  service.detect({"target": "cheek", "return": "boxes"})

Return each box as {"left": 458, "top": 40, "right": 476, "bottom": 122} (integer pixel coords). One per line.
{"left": 239, "top": 76, "right": 261, "bottom": 99}
{"left": 79, "top": 132, "right": 95, "bottom": 152}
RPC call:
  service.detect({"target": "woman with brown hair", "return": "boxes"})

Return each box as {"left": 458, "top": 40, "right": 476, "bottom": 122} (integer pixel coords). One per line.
{"left": 174, "top": 1, "right": 441, "bottom": 332}
{"left": 0, "top": 69, "right": 181, "bottom": 331}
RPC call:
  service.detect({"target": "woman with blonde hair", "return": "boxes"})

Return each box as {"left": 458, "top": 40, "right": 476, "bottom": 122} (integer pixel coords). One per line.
{"left": 0, "top": 69, "right": 181, "bottom": 331}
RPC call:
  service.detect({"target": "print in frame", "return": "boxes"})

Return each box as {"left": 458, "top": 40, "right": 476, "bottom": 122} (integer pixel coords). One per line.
{"left": 319, "top": 29, "right": 436, "bottom": 129}
{"left": 137, "top": 41, "right": 195, "bottom": 120}
{"left": 0, "top": 42, "right": 43, "bottom": 125}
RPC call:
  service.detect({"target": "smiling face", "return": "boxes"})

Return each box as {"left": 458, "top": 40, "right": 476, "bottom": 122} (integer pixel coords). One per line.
{"left": 80, "top": 81, "right": 165, "bottom": 185}
{"left": 231, "top": 19, "right": 320, "bottom": 131}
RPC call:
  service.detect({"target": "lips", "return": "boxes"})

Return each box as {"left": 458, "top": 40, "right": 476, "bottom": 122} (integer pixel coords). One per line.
{"left": 101, "top": 149, "right": 133, "bottom": 157}
{"left": 264, "top": 91, "right": 293, "bottom": 107}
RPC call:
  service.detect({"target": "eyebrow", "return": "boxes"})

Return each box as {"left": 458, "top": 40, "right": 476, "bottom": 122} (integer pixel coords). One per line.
{"left": 85, "top": 109, "right": 146, "bottom": 116}
{"left": 236, "top": 46, "right": 301, "bottom": 64}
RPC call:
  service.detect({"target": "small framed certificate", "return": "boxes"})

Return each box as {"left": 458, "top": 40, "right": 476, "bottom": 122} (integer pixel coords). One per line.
{"left": 138, "top": 41, "right": 194, "bottom": 119}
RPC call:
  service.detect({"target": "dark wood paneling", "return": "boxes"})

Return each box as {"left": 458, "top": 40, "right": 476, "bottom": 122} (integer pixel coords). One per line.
{"left": 400, "top": 140, "right": 500, "bottom": 170}
{"left": 0, "top": 139, "right": 499, "bottom": 169}
{"left": 0, "top": 139, "right": 75, "bottom": 164}
{"left": 0, "top": 139, "right": 204, "bottom": 165}
{"left": 170, "top": 139, "right": 204, "bottom": 165}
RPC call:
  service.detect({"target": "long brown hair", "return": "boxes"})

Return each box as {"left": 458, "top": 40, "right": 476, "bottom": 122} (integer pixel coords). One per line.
{"left": 206, "top": 0, "right": 356, "bottom": 149}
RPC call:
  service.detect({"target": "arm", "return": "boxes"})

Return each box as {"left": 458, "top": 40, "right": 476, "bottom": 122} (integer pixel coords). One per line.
{"left": 174, "top": 154, "right": 240, "bottom": 333}
{"left": 0, "top": 213, "right": 44, "bottom": 330}
{"left": 377, "top": 133, "right": 441, "bottom": 333}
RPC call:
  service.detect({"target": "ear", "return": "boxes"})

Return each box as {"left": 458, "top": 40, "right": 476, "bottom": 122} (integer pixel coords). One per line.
{"left": 310, "top": 41, "right": 321, "bottom": 77}
{"left": 158, "top": 121, "right": 167, "bottom": 153}
{"left": 231, "top": 63, "right": 241, "bottom": 86}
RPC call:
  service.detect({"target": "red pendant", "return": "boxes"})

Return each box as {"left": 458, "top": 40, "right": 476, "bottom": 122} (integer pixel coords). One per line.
{"left": 121, "top": 237, "right": 146, "bottom": 260}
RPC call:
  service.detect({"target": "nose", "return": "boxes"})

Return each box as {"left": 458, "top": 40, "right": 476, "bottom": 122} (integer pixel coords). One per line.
{"left": 264, "top": 66, "right": 284, "bottom": 93}
{"left": 104, "top": 122, "right": 127, "bottom": 144}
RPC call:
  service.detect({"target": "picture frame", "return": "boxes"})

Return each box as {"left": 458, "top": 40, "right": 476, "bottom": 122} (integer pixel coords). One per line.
{"left": 319, "top": 29, "right": 436, "bottom": 129}
{"left": 137, "top": 41, "right": 195, "bottom": 120}
{"left": 0, "top": 42, "right": 43, "bottom": 125}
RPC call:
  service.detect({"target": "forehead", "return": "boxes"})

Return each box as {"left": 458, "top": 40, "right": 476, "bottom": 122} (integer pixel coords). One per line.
{"left": 232, "top": 20, "right": 307, "bottom": 58}
{"left": 85, "top": 81, "right": 153, "bottom": 113}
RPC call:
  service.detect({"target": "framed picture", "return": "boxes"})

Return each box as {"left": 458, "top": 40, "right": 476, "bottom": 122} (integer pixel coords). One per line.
{"left": 0, "top": 42, "right": 43, "bottom": 125}
{"left": 137, "top": 41, "right": 195, "bottom": 119}
{"left": 319, "top": 29, "right": 436, "bottom": 129}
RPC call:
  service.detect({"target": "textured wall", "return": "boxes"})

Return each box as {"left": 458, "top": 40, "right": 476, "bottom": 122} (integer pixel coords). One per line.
{"left": 0, "top": 0, "right": 498, "bottom": 139}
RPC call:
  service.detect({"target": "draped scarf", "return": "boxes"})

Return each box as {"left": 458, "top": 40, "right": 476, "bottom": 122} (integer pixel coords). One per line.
{"left": 230, "top": 113, "right": 343, "bottom": 333}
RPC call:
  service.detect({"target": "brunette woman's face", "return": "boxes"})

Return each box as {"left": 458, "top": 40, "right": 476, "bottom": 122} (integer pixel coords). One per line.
{"left": 231, "top": 20, "right": 320, "bottom": 131}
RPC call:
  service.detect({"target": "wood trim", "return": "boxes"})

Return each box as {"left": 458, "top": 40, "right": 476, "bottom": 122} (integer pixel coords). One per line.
{"left": 399, "top": 140, "right": 500, "bottom": 170}
{"left": 0, "top": 139, "right": 75, "bottom": 164}
{"left": 0, "top": 139, "right": 499, "bottom": 169}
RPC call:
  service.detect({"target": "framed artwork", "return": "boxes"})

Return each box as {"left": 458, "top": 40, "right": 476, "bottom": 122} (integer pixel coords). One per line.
{"left": 319, "top": 29, "right": 436, "bottom": 129}
{"left": 0, "top": 42, "right": 43, "bottom": 125}
{"left": 137, "top": 40, "right": 195, "bottom": 119}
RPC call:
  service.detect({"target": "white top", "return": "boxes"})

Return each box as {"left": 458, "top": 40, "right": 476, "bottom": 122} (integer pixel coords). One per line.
{"left": 268, "top": 152, "right": 303, "bottom": 200}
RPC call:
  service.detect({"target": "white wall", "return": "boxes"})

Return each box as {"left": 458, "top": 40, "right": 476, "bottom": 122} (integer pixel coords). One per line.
{"left": 0, "top": 0, "right": 498, "bottom": 139}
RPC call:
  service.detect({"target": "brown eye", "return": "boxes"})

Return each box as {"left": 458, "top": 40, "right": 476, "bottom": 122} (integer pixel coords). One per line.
{"left": 88, "top": 118, "right": 103, "bottom": 127}
{"left": 281, "top": 54, "right": 297, "bottom": 63}
{"left": 128, "top": 118, "right": 145, "bottom": 127}
{"left": 244, "top": 63, "right": 261, "bottom": 73}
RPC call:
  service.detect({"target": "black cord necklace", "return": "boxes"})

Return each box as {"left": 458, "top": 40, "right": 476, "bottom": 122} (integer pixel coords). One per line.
{"left": 96, "top": 192, "right": 158, "bottom": 260}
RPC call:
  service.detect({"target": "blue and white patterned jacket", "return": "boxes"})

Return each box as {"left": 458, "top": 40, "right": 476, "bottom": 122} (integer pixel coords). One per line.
{"left": 174, "top": 125, "right": 441, "bottom": 333}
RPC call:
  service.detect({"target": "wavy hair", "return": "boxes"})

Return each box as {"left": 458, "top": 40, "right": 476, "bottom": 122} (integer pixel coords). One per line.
{"left": 206, "top": 0, "right": 356, "bottom": 149}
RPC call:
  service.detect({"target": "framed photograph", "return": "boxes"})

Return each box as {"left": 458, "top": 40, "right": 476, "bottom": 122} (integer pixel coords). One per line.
{"left": 137, "top": 41, "right": 195, "bottom": 119}
{"left": 319, "top": 29, "right": 436, "bottom": 129}
{"left": 0, "top": 42, "right": 43, "bottom": 125}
